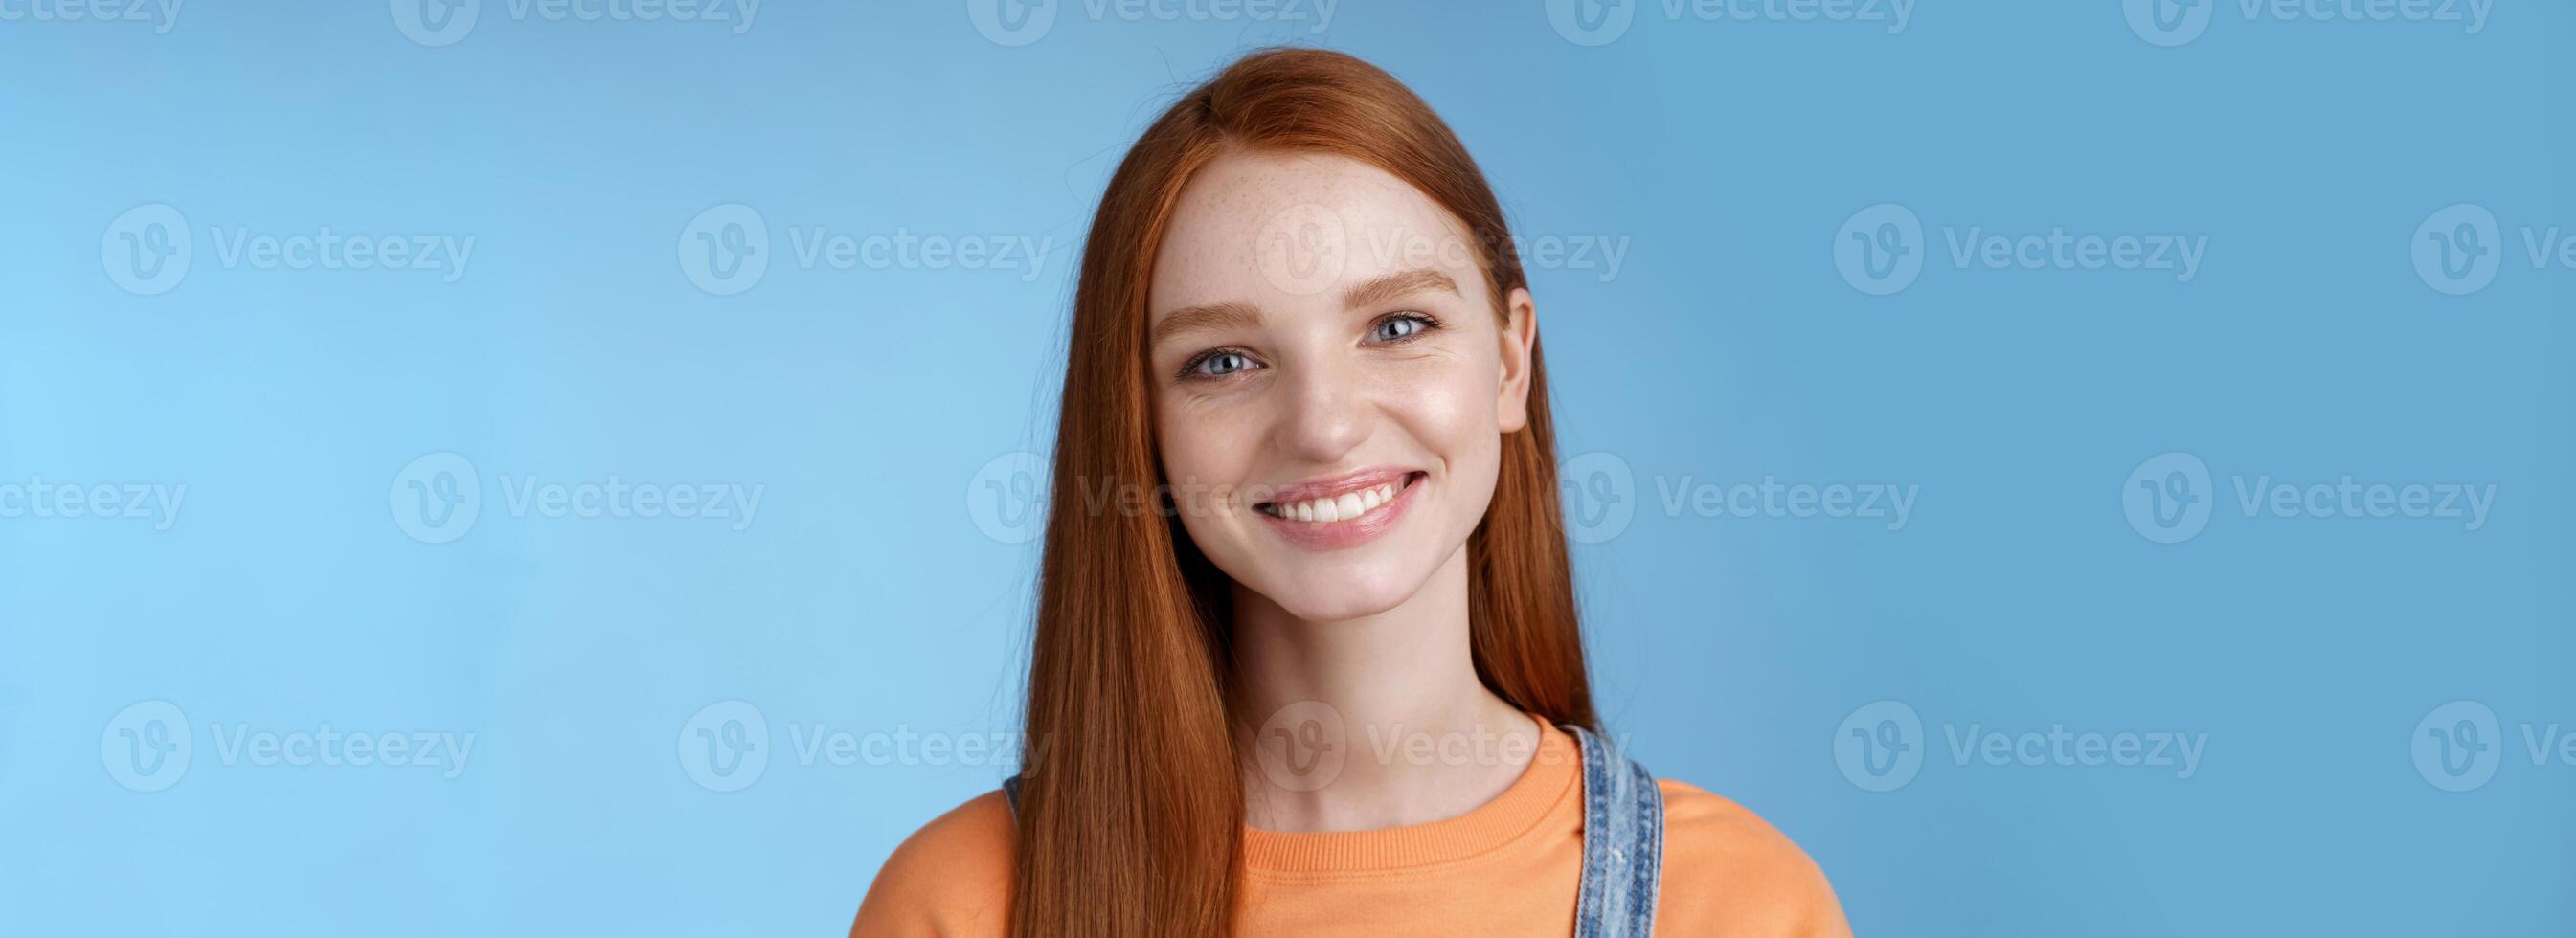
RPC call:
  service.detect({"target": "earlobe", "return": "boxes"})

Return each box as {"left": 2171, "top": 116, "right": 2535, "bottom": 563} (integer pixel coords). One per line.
{"left": 1497, "top": 287, "right": 1538, "bottom": 434}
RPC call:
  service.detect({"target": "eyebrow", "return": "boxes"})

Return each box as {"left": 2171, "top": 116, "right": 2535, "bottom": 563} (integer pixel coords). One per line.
{"left": 1149, "top": 301, "right": 1262, "bottom": 347}
{"left": 1148, "top": 268, "right": 1463, "bottom": 346}
{"left": 1341, "top": 268, "right": 1459, "bottom": 311}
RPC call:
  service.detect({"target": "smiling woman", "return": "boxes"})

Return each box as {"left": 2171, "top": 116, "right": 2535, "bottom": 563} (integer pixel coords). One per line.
{"left": 848, "top": 47, "right": 1848, "bottom": 938}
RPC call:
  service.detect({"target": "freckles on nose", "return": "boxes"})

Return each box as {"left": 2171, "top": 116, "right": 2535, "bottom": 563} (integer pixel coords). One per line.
{"left": 1274, "top": 365, "right": 1373, "bottom": 460}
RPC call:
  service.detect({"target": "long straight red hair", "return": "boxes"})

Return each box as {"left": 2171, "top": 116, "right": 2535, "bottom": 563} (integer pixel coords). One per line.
{"left": 1015, "top": 47, "right": 1593, "bottom": 938}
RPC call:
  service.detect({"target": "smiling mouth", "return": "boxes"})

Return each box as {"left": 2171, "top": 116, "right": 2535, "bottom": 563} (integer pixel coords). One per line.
{"left": 1255, "top": 472, "right": 1426, "bottom": 524}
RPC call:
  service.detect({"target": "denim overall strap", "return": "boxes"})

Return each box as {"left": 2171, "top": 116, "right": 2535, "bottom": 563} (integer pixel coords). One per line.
{"left": 1570, "top": 725, "right": 1664, "bottom": 938}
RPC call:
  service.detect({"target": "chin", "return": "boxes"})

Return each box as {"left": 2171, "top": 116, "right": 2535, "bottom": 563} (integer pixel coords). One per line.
{"left": 1249, "top": 559, "right": 1433, "bottom": 623}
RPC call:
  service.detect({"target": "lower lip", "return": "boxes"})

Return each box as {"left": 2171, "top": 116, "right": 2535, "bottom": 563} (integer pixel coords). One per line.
{"left": 1257, "top": 475, "right": 1423, "bottom": 551}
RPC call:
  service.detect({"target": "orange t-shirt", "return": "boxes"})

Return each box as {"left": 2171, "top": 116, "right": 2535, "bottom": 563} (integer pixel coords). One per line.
{"left": 850, "top": 722, "right": 1849, "bottom": 936}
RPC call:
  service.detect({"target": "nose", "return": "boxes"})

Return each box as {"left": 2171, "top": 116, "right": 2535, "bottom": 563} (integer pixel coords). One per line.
{"left": 1273, "top": 354, "right": 1372, "bottom": 465}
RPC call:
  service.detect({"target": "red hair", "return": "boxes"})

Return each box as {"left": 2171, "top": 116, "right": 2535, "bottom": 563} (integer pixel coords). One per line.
{"left": 1015, "top": 47, "right": 1593, "bottom": 937}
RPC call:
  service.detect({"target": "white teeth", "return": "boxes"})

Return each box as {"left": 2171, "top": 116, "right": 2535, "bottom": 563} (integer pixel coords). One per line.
{"left": 1267, "top": 480, "right": 1407, "bottom": 524}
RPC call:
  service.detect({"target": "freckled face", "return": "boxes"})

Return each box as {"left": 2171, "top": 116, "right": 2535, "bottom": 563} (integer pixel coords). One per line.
{"left": 1145, "top": 150, "right": 1532, "bottom": 623}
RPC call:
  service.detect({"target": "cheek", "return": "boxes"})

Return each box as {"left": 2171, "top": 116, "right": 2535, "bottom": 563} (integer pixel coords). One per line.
{"left": 1381, "top": 352, "right": 1501, "bottom": 461}
{"left": 1388, "top": 356, "right": 1506, "bottom": 529}
{"left": 1155, "top": 397, "right": 1258, "bottom": 517}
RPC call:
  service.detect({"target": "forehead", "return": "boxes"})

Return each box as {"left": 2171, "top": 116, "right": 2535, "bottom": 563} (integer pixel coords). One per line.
{"left": 1148, "top": 149, "right": 1485, "bottom": 318}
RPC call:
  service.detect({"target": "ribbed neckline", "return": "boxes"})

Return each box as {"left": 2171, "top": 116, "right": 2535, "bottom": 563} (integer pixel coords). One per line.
{"left": 1241, "top": 715, "right": 1579, "bottom": 875}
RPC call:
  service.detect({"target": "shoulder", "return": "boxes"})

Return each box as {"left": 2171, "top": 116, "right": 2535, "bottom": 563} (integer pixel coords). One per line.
{"left": 848, "top": 790, "right": 1017, "bottom": 938}
{"left": 1651, "top": 779, "right": 1851, "bottom": 938}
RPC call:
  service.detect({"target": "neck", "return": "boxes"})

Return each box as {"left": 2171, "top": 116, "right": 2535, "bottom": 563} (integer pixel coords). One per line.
{"left": 1229, "top": 545, "right": 1540, "bottom": 833}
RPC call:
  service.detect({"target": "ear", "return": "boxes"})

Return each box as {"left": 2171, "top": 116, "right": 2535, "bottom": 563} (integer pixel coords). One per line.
{"left": 1496, "top": 287, "right": 1538, "bottom": 434}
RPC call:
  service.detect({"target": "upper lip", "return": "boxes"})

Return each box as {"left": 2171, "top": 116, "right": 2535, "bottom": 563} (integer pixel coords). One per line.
{"left": 1253, "top": 468, "right": 1420, "bottom": 505}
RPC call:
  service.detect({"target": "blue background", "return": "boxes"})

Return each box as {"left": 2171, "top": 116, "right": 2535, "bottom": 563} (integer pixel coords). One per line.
{"left": 5, "top": 1, "right": 2570, "bottom": 934}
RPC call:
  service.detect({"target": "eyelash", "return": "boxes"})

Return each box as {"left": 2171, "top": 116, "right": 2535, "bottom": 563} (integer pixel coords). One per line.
{"left": 1372, "top": 310, "right": 1441, "bottom": 343}
{"left": 1176, "top": 312, "right": 1444, "bottom": 382}
{"left": 1179, "top": 348, "right": 1258, "bottom": 381}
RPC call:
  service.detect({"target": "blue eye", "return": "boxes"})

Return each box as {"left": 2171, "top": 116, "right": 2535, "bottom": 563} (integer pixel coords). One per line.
{"left": 1184, "top": 349, "right": 1258, "bottom": 380}
{"left": 1371, "top": 312, "right": 1438, "bottom": 344}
